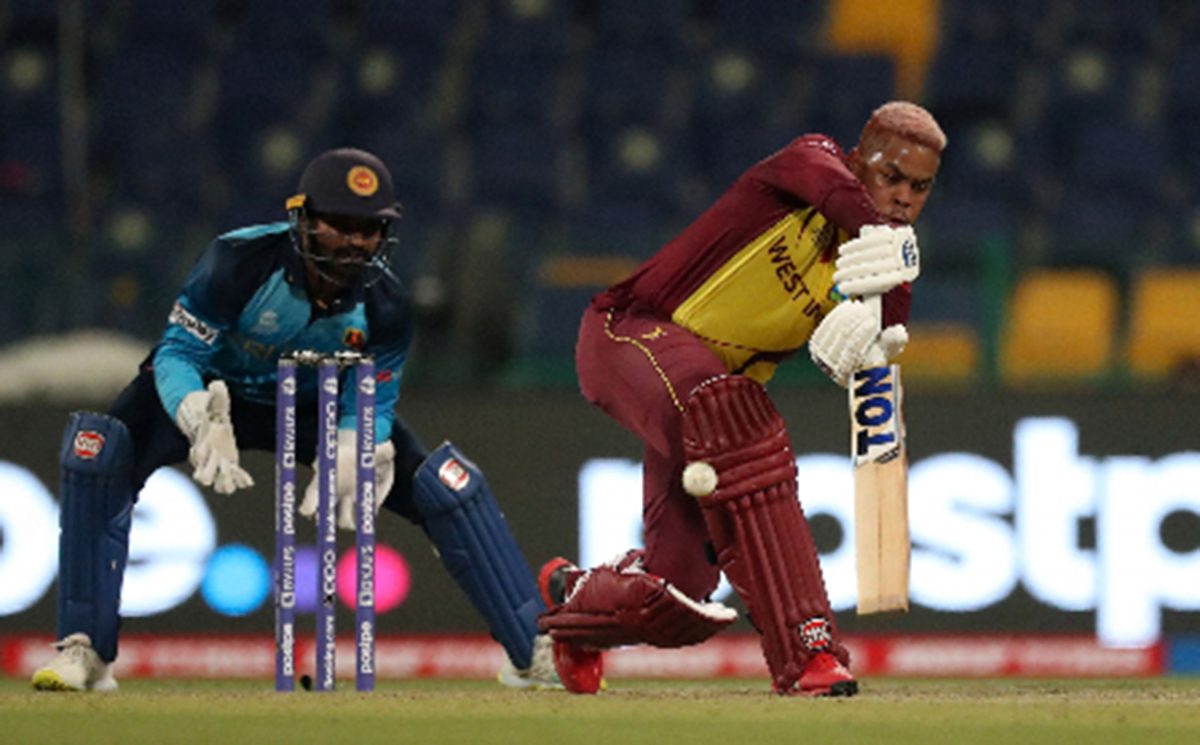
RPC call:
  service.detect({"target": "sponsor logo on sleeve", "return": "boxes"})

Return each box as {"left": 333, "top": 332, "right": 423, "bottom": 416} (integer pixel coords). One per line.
{"left": 167, "top": 302, "right": 218, "bottom": 345}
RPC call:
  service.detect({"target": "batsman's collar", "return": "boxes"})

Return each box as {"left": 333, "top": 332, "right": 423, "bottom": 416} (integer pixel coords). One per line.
{"left": 288, "top": 147, "right": 402, "bottom": 220}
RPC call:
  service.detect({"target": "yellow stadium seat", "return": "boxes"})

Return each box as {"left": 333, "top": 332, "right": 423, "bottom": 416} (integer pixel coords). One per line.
{"left": 826, "top": 0, "right": 940, "bottom": 99}
{"left": 1001, "top": 269, "right": 1119, "bottom": 384}
{"left": 536, "top": 255, "right": 639, "bottom": 288}
{"left": 1126, "top": 269, "right": 1200, "bottom": 380}
{"left": 896, "top": 323, "right": 980, "bottom": 384}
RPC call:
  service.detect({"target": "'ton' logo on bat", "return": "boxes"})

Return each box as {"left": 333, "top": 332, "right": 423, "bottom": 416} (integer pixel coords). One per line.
{"left": 852, "top": 367, "right": 899, "bottom": 462}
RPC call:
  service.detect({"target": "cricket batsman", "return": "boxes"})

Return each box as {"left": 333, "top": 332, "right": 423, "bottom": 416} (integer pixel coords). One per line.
{"left": 538, "top": 102, "right": 946, "bottom": 695}
{"left": 34, "top": 148, "right": 558, "bottom": 691}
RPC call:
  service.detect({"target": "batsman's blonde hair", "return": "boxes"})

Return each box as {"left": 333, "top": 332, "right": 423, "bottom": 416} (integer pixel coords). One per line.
{"left": 859, "top": 101, "right": 947, "bottom": 153}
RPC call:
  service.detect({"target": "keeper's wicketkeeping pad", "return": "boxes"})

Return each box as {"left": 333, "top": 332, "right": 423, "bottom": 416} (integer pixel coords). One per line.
{"left": 57, "top": 411, "right": 136, "bottom": 664}
{"left": 413, "top": 441, "right": 544, "bottom": 670}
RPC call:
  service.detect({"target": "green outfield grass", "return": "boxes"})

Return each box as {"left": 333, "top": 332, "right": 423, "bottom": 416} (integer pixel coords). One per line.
{"left": 2, "top": 677, "right": 1199, "bottom": 744}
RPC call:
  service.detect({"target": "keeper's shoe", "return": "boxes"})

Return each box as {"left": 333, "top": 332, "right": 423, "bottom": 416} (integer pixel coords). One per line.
{"left": 31, "top": 633, "right": 118, "bottom": 692}
{"left": 795, "top": 652, "right": 858, "bottom": 697}
{"left": 538, "top": 557, "right": 604, "bottom": 695}
{"left": 497, "top": 634, "right": 562, "bottom": 690}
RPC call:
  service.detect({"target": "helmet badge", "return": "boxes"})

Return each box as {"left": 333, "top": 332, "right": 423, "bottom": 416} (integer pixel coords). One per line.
{"left": 346, "top": 165, "right": 379, "bottom": 197}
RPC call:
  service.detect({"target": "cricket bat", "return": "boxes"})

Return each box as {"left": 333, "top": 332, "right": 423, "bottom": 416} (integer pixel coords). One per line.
{"left": 849, "top": 295, "right": 910, "bottom": 615}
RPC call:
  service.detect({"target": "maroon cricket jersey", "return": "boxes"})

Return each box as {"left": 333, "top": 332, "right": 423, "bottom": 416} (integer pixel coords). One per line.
{"left": 594, "top": 135, "right": 912, "bottom": 383}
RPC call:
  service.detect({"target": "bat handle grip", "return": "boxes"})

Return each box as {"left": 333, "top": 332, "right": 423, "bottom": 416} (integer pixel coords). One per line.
{"left": 862, "top": 293, "right": 883, "bottom": 332}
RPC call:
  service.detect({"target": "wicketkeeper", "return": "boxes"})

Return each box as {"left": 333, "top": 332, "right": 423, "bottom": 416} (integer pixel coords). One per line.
{"left": 538, "top": 102, "right": 946, "bottom": 695}
{"left": 34, "top": 148, "right": 557, "bottom": 692}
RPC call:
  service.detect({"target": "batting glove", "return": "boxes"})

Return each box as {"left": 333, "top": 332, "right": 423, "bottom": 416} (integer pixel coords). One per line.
{"left": 809, "top": 300, "right": 908, "bottom": 387}
{"left": 175, "top": 380, "right": 255, "bottom": 495}
{"left": 833, "top": 224, "right": 920, "bottom": 297}
{"left": 299, "top": 429, "right": 395, "bottom": 531}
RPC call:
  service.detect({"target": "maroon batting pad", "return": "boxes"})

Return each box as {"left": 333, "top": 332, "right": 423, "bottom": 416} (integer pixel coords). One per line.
{"left": 681, "top": 375, "right": 848, "bottom": 693}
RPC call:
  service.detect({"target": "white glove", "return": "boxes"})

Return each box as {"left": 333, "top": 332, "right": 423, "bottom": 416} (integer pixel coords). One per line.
{"left": 299, "top": 429, "right": 395, "bottom": 531}
{"left": 833, "top": 224, "right": 920, "bottom": 297}
{"left": 175, "top": 381, "right": 255, "bottom": 495}
{"left": 809, "top": 300, "right": 908, "bottom": 387}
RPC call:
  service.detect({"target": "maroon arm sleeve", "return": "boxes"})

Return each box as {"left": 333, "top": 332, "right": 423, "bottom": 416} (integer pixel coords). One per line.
{"left": 754, "top": 135, "right": 883, "bottom": 235}
{"left": 754, "top": 135, "right": 914, "bottom": 327}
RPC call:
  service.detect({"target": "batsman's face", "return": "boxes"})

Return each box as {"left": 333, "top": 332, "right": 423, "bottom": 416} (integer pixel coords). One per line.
{"left": 851, "top": 135, "right": 941, "bottom": 225}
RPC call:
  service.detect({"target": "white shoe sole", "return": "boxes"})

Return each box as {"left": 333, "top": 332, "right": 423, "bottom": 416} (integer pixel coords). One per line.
{"left": 31, "top": 669, "right": 85, "bottom": 692}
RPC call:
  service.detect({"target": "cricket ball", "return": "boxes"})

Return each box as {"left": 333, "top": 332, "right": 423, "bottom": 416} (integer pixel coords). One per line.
{"left": 682, "top": 461, "right": 718, "bottom": 497}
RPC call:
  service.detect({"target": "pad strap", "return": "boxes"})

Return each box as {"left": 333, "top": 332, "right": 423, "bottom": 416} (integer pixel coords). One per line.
{"left": 413, "top": 442, "right": 544, "bottom": 670}
{"left": 58, "top": 412, "right": 135, "bottom": 664}
{"left": 682, "top": 375, "right": 848, "bottom": 693}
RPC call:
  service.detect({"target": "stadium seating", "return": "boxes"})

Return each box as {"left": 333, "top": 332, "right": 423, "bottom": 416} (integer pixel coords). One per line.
{"left": 1000, "top": 269, "right": 1119, "bottom": 384}
{"left": 2, "top": 0, "right": 1198, "bottom": 390}
{"left": 1125, "top": 269, "right": 1200, "bottom": 380}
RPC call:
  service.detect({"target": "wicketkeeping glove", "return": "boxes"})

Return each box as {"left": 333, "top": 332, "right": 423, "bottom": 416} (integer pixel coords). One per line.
{"left": 833, "top": 224, "right": 920, "bottom": 297}
{"left": 175, "top": 380, "right": 255, "bottom": 495}
{"left": 299, "top": 429, "right": 396, "bottom": 531}
{"left": 809, "top": 300, "right": 908, "bottom": 388}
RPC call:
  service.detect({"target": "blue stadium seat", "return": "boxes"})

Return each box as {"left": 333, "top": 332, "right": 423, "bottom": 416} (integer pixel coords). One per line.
{"left": 1069, "top": 121, "right": 1169, "bottom": 197}
{"left": 91, "top": 45, "right": 199, "bottom": 144}
{"left": 591, "top": 0, "right": 697, "bottom": 47}
{"left": 505, "top": 283, "right": 594, "bottom": 383}
{"left": 363, "top": 0, "right": 464, "bottom": 41}
{"left": 481, "top": 0, "right": 577, "bottom": 55}
{"left": 585, "top": 122, "right": 694, "bottom": 214}
{"left": 4, "top": 0, "right": 60, "bottom": 43}
{"left": 217, "top": 47, "right": 315, "bottom": 116}
{"left": 1046, "top": 188, "right": 1154, "bottom": 272}
{"left": 561, "top": 199, "right": 673, "bottom": 259}
{"left": 909, "top": 273, "right": 982, "bottom": 327}
{"left": 937, "top": 0, "right": 1053, "bottom": 45}
{"left": 920, "top": 196, "right": 1016, "bottom": 271}
{"left": 4, "top": 120, "right": 63, "bottom": 198}
{"left": 925, "top": 41, "right": 1017, "bottom": 121}
{"left": 933, "top": 122, "right": 1020, "bottom": 201}
{"left": 233, "top": 0, "right": 337, "bottom": 51}
{"left": 711, "top": 0, "right": 824, "bottom": 52}
{"left": 120, "top": 0, "right": 214, "bottom": 48}
{"left": 470, "top": 124, "right": 569, "bottom": 213}
{"left": 334, "top": 40, "right": 447, "bottom": 124}
{"left": 468, "top": 48, "right": 566, "bottom": 126}
{"left": 807, "top": 54, "right": 895, "bottom": 148}
{"left": 580, "top": 43, "right": 680, "bottom": 126}
{"left": 213, "top": 47, "right": 320, "bottom": 169}
{"left": 1056, "top": 0, "right": 1163, "bottom": 53}
{"left": 1165, "top": 45, "right": 1200, "bottom": 131}
{"left": 699, "top": 120, "right": 796, "bottom": 194}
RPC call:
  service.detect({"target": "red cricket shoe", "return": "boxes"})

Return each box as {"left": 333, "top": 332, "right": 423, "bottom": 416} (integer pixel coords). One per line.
{"left": 537, "top": 557, "right": 576, "bottom": 608}
{"left": 795, "top": 652, "right": 858, "bottom": 697}
{"left": 538, "top": 557, "right": 604, "bottom": 695}
{"left": 551, "top": 638, "right": 604, "bottom": 695}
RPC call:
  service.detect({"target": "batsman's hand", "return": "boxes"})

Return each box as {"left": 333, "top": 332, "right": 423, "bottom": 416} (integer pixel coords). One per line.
{"left": 299, "top": 429, "right": 395, "bottom": 531}
{"left": 809, "top": 300, "right": 908, "bottom": 387}
{"left": 833, "top": 224, "right": 920, "bottom": 297}
{"left": 175, "top": 381, "right": 255, "bottom": 495}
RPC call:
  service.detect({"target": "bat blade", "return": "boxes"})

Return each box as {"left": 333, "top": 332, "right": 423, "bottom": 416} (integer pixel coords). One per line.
{"left": 850, "top": 363, "right": 910, "bottom": 615}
